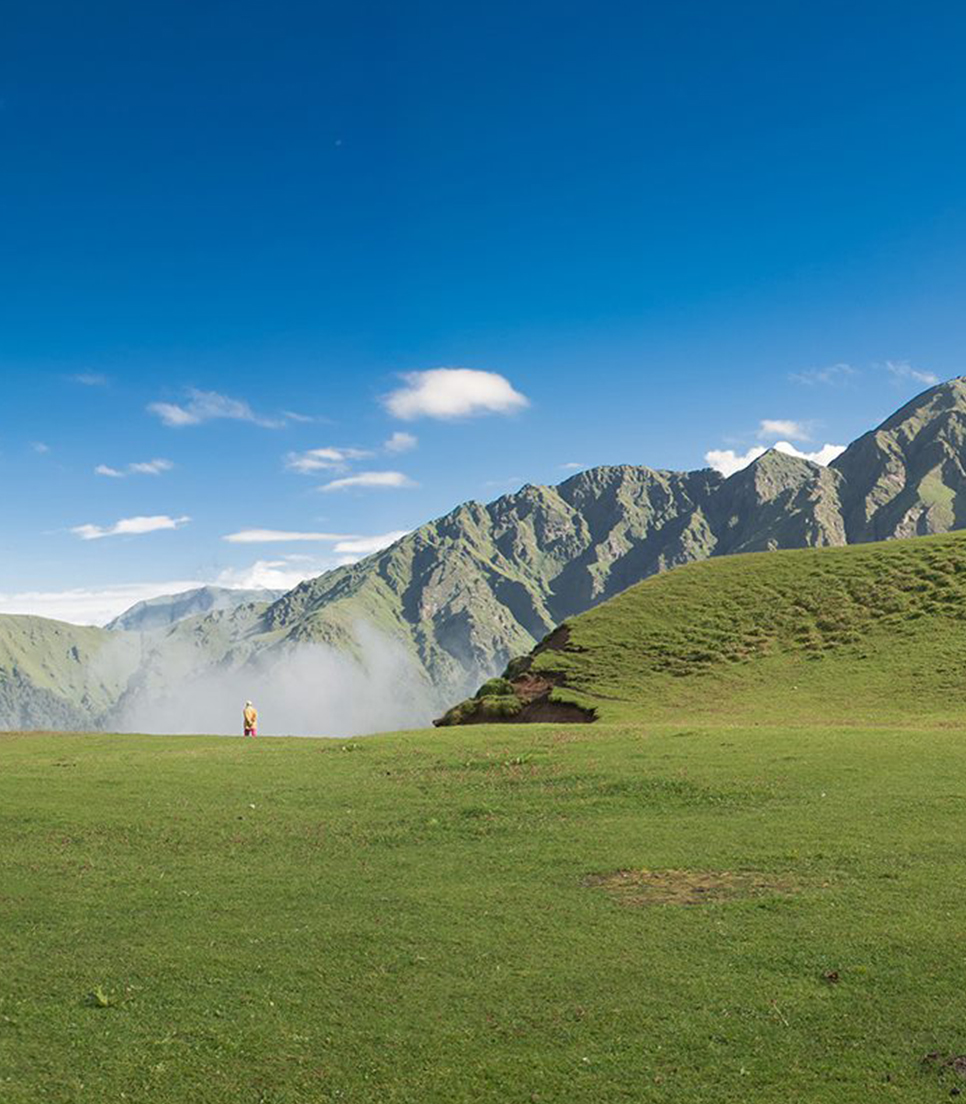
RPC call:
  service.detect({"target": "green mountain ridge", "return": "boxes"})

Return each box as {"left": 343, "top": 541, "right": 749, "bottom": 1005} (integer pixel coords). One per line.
{"left": 6, "top": 376, "right": 966, "bottom": 732}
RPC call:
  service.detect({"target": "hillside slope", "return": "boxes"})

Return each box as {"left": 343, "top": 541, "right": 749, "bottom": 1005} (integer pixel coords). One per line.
{"left": 106, "top": 585, "right": 283, "bottom": 632}
{"left": 0, "top": 616, "right": 141, "bottom": 729}
{"left": 481, "top": 529, "right": 966, "bottom": 725}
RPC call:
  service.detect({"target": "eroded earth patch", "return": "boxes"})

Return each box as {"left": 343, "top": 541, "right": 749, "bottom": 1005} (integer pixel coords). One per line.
{"left": 584, "top": 867, "right": 799, "bottom": 907}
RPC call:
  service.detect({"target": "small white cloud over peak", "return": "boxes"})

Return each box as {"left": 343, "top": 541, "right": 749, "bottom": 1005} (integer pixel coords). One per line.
{"left": 223, "top": 529, "right": 355, "bottom": 544}
{"left": 383, "top": 368, "right": 529, "bottom": 420}
{"left": 790, "top": 363, "right": 858, "bottom": 386}
{"left": 705, "top": 441, "right": 846, "bottom": 477}
{"left": 216, "top": 559, "right": 319, "bottom": 591}
{"left": 285, "top": 446, "right": 373, "bottom": 474}
{"left": 705, "top": 446, "right": 767, "bottom": 477}
{"left": 333, "top": 531, "right": 410, "bottom": 556}
{"left": 560, "top": 462, "right": 584, "bottom": 471}
{"left": 320, "top": 471, "right": 417, "bottom": 493}
{"left": 71, "top": 515, "right": 191, "bottom": 540}
{"left": 96, "top": 458, "right": 174, "bottom": 478}
{"left": 384, "top": 431, "right": 418, "bottom": 454}
{"left": 757, "top": 419, "right": 811, "bottom": 441}
{"left": 148, "top": 388, "right": 283, "bottom": 429}
{"left": 885, "top": 360, "right": 940, "bottom": 386}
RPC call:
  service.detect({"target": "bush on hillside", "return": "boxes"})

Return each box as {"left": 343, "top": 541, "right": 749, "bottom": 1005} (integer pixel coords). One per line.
{"left": 475, "top": 677, "right": 515, "bottom": 699}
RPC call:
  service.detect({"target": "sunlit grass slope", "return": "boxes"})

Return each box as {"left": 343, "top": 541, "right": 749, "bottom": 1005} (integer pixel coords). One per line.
{"left": 4, "top": 723, "right": 966, "bottom": 1103}
{"left": 537, "top": 530, "right": 966, "bottom": 724}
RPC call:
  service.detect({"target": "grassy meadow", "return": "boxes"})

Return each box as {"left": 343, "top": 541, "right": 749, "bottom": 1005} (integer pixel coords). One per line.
{"left": 3, "top": 719, "right": 966, "bottom": 1103}
{"left": 6, "top": 532, "right": 966, "bottom": 1101}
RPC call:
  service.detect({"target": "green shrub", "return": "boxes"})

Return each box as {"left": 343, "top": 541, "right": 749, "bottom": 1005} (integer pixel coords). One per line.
{"left": 475, "top": 677, "right": 515, "bottom": 699}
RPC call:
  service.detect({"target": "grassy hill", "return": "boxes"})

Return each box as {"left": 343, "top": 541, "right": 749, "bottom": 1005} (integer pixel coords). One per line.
{"left": 480, "top": 529, "right": 966, "bottom": 727}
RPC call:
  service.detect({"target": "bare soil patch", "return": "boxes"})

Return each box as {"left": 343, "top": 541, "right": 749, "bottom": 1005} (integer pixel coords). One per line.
{"left": 584, "top": 868, "right": 799, "bottom": 907}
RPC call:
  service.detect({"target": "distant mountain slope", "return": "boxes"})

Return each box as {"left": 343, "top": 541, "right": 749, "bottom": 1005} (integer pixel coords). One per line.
{"left": 446, "top": 529, "right": 966, "bottom": 726}
{"left": 0, "top": 616, "right": 139, "bottom": 730}
{"left": 106, "top": 585, "right": 284, "bottom": 632}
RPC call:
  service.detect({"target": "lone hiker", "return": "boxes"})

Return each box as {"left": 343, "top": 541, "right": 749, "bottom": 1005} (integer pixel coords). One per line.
{"left": 243, "top": 700, "right": 258, "bottom": 738}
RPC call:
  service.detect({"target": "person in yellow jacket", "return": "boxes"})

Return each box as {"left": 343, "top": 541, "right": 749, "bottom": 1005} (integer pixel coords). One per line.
{"left": 243, "top": 700, "right": 258, "bottom": 738}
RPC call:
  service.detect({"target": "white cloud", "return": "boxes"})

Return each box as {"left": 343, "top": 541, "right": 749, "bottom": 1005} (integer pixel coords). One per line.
{"left": 72, "top": 373, "right": 108, "bottom": 386}
{"left": 885, "top": 360, "right": 940, "bottom": 386}
{"left": 148, "top": 388, "right": 283, "bottom": 429}
{"left": 285, "top": 446, "right": 373, "bottom": 474}
{"left": 320, "top": 471, "right": 417, "bottom": 492}
{"left": 384, "top": 431, "right": 418, "bottom": 454}
{"left": 333, "top": 531, "right": 410, "bottom": 556}
{"left": 560, "top": 462, "right": 584, "bottom": 470}
{"left": 705, "top": 441, "right": 846, "bottom": 477}
{"left": 71, "top": 515, "right": 191, "bottom": 540}
{"left": 0, "top": 580, "right": 203, "bottom": 626}
{"left": 215, "top": 559, "right": 322, "bottom": 592}
{"left": 757, "top": 419, "right": 810, "bottom": 441}
{"left": 223, "top": 529, "right": 355, "bottom": 544}
{"left": 129, "top": 458, "right": 174, "bottom": 475}
{"left": 96, "top": 458, "right": 174, "bottom": 478}
{"left": 383, "top": 368, "right": 529, "bottom": 420}
{"left": 790, "top": 363, "right": 858, "bottom": 386}
{"left": 32, "top": 442, "right": 50, "bottom": 454}
{"left": 282, "top": 410, "right": 317, "bottom": 423}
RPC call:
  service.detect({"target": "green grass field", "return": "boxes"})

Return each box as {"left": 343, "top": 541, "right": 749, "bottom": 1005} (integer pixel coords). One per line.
{"left": 6, "top": 532, "right": 966, "bottom": 1101}
{"left": 3, "top": 721, "right": 966, "bottom": 1103}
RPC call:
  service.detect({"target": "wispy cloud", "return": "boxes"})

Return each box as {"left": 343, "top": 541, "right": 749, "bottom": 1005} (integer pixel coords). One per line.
{"left": 96, "top": 458, "right": 174, "bottom": 478}
{"left": 32, "top": 442, "right": 50, "bottom": 454}
{"left": 223, "top": 529, "right": 356, "bottom": 544}
{"left": 384, "top": 431, "right": 418, "bottom": 454}
{"left": 885, "top": 360, "right": 940, "bottom": 386}
{"left": 705, "top": 441, "right": 846, "bottom": 477}
{"left": 320, "top": 471, "right": 417, "bottom": 493}
{"left": 284, "top": 446, "right": 373, "bottom": 474}
{"left": 789, "top": 363, "right": 858, "bottom": 387}
{"left": 215, "top": 560, "right": 319, "bottom": 591}
{"left": 71, "top": 515, "right": 191, "bottom": 540}
{"left": 757, "top": 419, "right": 811, "bottom": 441}
{"left": 560, "top": 462, "right": 585, "bottom": 471}
{"left": 71, "top": 372, "right": 108, "bottom": 387}
{"left": 333, "top": 531, "right": 409, "bottom": 556}
{"left": 383, "top": 368, "right": 529, "bottom": 420}
{"left": 148, "top": 388, "right": 284, "bottom": 429}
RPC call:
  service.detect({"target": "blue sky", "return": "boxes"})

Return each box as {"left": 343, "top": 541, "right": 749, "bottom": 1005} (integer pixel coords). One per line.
{"left": 3, "top": 1, "right": 966, "bottom": 621}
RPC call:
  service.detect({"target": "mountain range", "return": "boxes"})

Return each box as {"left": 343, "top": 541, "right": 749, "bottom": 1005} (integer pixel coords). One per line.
{"left": 5, "top": 377, "right": 966, "bottom": 733}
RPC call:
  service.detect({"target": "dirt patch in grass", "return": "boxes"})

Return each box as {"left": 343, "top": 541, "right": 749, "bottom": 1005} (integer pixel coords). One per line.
{"left": 584, "top": 867, "right": 799, "bottom": 907}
